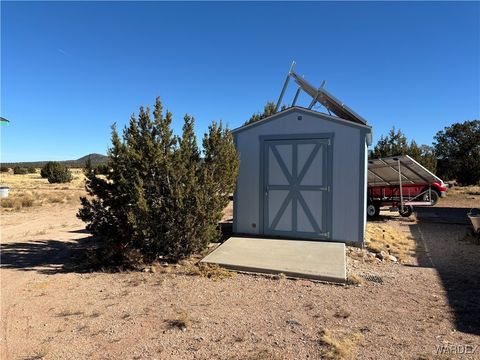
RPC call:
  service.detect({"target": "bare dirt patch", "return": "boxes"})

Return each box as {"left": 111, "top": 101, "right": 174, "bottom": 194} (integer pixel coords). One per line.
{"left": 1, "top": 201, "right": 479, "bottom": 359}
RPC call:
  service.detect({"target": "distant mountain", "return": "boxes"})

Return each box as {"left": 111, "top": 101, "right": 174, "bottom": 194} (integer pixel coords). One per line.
{"left": 2, "top": 153, "right": 108, "bottom": 168}
{"left": 75, "top": 153, "right": 108, "bottom": 166}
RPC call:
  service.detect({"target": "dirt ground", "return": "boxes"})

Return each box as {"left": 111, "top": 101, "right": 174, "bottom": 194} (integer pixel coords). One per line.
{"left": 1, "top": 182, "right": 480, "bottom": 359}
{"left": 435, "top": 185, "right": 480, "bottom": 208}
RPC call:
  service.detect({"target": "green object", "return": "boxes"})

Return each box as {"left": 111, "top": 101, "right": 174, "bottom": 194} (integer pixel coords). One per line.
{"left": 41, "top": 161, "right": 72, "bottom": 183}
{"left": 77, "top": 96, "right": 240, "bottom": 265}
{"left": 0, "top": 117, "right": 9, "bottom": 125}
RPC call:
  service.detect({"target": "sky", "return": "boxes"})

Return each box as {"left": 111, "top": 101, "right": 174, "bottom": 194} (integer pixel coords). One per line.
{"left": 1, "top": 1, "right": 479, "bottom": 162}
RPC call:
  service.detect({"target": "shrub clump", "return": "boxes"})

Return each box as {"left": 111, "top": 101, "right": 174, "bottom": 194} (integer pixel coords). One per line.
{"left": 0, "top": 166, "right": 9, "bottom": 173}
{"left": 13, "top": 166, "right": 28, "bottom": 175}
{"left": 40, "top": 162, "right": 54, "bottom": 178}
{"left": 41, "top": 161, "right": 73, "bottom": 183}
{"left": 78, "top": 97, "right": 239, "bottom": 266}
{"left": 27, "top": 167, "right": 36, "bottom": 174}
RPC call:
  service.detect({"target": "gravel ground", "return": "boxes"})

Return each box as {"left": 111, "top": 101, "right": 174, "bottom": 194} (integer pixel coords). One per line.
{"left": 1, "top": 202, "right": 479, "bottom": 360}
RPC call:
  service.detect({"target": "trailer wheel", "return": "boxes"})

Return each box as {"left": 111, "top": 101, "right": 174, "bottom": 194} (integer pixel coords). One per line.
{"left": 421, "top": 189, "right": 439, "bottom": 205}
{"left": 367, "top": 202, "right": 380, "bottom": 219}
{"left": 399, "top": 205, "right": 413, "bottom": 217}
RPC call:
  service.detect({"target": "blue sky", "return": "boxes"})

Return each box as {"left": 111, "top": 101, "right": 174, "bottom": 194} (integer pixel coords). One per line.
{"left": 1, "top": 1, "right": 479, "bottom": 162}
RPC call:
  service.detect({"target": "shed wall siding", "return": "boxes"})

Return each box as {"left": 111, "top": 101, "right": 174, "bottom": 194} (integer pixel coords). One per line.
{"left": 234, "top": 111, "right": 365, "bottom": 244}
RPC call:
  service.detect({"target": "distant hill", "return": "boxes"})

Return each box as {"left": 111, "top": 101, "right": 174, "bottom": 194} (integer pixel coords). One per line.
{"left": 75, "top": 153, "right": 108, "bottom": 166}
{"left": 2, "top": 153, "right": 108, "bottom": 168}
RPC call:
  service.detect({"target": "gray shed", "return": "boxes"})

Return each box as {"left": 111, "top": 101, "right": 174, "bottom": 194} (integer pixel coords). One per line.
{"left": 232, "top": 106, "right": 372, "bottom": 245}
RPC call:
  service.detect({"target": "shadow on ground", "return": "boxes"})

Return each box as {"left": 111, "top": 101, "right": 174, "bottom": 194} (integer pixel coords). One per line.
{"left": 0, "top": 236, "right": 96, "bottom": 274}
{"left": 1, "top": 221, "right": 234, "bottom": 274}
{"left": 219, "top": 221, "right": 233, "bottom": 242}
{"left": 410, "top": 206, "right": 480, "bottom": 336}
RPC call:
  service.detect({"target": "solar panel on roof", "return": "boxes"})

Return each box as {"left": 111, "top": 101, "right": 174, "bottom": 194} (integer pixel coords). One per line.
{"left": 288, "top": 72, "right": 367, "bottom": 125}
{"left": 275, "top": 62, "right": 368, "bottom": 125}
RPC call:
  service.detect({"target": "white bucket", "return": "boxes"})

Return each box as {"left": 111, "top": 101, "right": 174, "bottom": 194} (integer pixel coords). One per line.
{"left": 0, "top": 187, "right": 10, "bottom": 198}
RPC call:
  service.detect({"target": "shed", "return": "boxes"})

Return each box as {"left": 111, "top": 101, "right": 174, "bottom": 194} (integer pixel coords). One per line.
{"left": 232, "top": 106, "right": 372, "bottom": 245}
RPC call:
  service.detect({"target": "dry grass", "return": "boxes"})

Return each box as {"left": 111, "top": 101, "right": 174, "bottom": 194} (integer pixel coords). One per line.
{"left": 448, "top": 185, "right": 480, "bottom": 196}
{"left": 346, "top": 273, "right": 364, "bottom": 286}
{"left": 0, "top": 189, "right": 84, "bottom": 211}
{"left": 440, "top": 185, "right": 480, "bottom": 207}
{"left": 365, "top": 222, "right": 416, "bottom": 262}
{"left": 0, "top": 168, "right": 85, "bottom": 189}
{"left": 0, "top": 168, "right": 85, "bottom": 212}
{"left": 184, "top": 263, "right": 233, "bottom": 280}
{"left": 318, "top": 328, "right": 362, "bottom": 359}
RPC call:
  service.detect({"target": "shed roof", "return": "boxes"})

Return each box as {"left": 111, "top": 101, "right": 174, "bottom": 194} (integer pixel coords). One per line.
{"left": 232, "top": 106, "right": 372, "bottom": 135}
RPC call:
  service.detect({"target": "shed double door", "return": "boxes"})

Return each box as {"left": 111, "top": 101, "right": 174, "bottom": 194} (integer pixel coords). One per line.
{"left": 263, "top": 138, "right": 331, "bottom": 239}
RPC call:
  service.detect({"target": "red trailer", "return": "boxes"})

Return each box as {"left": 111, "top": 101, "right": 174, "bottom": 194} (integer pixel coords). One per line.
{"left": 367, "top": 155, "right": 447, "bottom": 219}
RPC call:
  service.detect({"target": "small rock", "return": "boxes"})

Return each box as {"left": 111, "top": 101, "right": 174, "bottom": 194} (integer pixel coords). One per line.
{"left": 376, "top": 251, "right": 387, "bottom": 260}
{"left": 160, "top": 262, "right": 169, "bottom": 267}
{"left": 388, "top": 255, "right": 398, "bottom": 262}
{"left": 286, "top": 319, "right": 301, "bottom": 326}
{"left": 360, "top": 326, "right": 370, "bottom": 333}
{"left": 297, "top": 280, "right": 312, "bottom": 287}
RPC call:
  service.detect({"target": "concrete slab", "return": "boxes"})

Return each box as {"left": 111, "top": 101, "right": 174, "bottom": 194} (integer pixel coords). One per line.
{"left": 201, "top": 237, "right": 346, "bottom": 283}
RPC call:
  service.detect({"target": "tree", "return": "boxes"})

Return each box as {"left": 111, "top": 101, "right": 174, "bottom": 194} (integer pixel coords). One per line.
{"left": 434, "top": 120, "right": 480, "bottom": 185}
{"left": 41, "top": 161, "right": 73, "bottom": 183}
{"left": 407, "top": 141, "right": 437, "bottom": 174}
{"left": 40, "top": 161, "right": 73, "bottom": 184}
{"left": 418, "top": 145, "right": 437, "bottom": 174}
{"left": 41, "top": 162, "right": 54, "bottom": 178}
{"left": 77, "top": 97, "right": 239, "bottom": 266}
{"left": 13, "top": 166, "right": 28, "bottom": 175}
{"left": 371, "top": 127, "right": 409, "bottom": 158}
{"left": 93, "top": 164, "right": 109, "bottom": 175}
{"left": 371, "top": 127, "right": 437, "bottom": 173}
{"left": 244, "top": 101, "right": 285, "bottom": 125}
